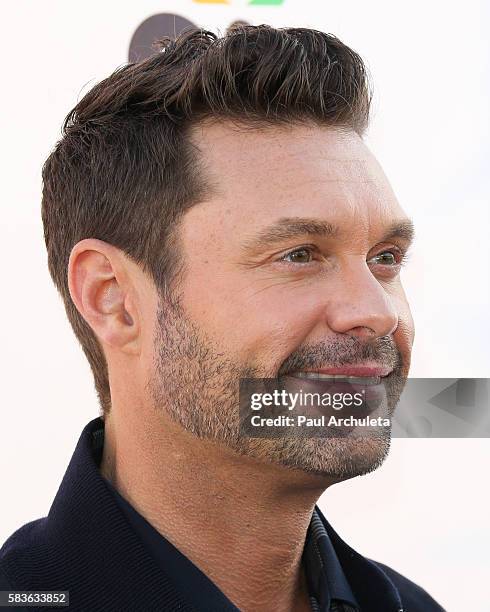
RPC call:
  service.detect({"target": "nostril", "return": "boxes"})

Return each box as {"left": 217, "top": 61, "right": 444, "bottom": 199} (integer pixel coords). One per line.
{"left": 349, "top": 326, "right": 377, "bottom": 340}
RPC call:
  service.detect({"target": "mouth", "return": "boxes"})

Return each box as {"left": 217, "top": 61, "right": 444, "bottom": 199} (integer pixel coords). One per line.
{"left": 288, "top": 372, "right": 381, "bottom": 385}
{"left": 280, "top": 368, "right": 391, "bottom": 419}
{"left": 286, "top": 365, "right": 392, "bottom": 386}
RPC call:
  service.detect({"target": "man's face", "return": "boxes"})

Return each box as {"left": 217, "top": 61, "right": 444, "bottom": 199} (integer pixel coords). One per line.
{"left": 147, "top": 121, "right": 415, "bottom": 480}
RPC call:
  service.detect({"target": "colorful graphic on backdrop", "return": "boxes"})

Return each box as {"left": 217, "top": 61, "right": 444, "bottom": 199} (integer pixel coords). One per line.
{"left": 129, "top": 14, "right": 196, "bottom": 61}
{"left": 129, "top": 0, "right": 285, "bottom": 61}
{"left": 193, "top": 0, "right": 284, "bottom": 4}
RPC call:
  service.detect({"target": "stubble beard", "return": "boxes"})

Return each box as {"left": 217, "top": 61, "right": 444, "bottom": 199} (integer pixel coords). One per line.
{"left": 147, "top": 292, "right": 408, "bottom": 480}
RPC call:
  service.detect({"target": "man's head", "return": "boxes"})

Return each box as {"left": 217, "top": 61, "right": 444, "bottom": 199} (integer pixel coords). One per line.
{"left": 42, "top": 25, "right": 414, "bottom": 480}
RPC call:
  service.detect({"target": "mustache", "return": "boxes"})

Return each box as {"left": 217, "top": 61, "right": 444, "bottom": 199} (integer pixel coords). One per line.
{"left": 277, "top": 335, "right": 402, "bottom": 376}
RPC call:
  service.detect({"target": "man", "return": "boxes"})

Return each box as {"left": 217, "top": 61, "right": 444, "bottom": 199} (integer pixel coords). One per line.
{"left": 0, "top": 25, "right": 445, "bottom": 611}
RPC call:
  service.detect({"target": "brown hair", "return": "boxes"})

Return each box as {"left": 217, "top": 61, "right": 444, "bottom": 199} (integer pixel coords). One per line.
{"left": 41, "top": 25, "right": 372, "bottom": 417}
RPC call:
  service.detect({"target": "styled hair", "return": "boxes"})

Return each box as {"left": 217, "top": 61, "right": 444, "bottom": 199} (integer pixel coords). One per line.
{"left": 41, "top": 25, "right": 372, "bottom": 417}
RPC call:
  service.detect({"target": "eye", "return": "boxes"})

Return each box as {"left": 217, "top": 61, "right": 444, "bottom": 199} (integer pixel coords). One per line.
{"left": 280, "top": 247, "right": 315, "bottom": 264}
{"left": 367, "top": 248, "right": 408, "bottom": 269}
{"left": 369, "top": 251, "right": 397, "bottom": 265}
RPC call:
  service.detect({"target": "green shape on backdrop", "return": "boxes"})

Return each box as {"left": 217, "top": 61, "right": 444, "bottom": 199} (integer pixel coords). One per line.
{"left": 249, "top": 0, "right": 285, "bottom": 5}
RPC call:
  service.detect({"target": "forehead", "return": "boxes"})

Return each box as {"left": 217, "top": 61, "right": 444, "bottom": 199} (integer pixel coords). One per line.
{"left": 188, "top": 121, "right": 406, "bottom": 234}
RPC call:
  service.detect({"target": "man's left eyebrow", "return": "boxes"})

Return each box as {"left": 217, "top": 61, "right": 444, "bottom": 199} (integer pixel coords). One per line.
{"left": 241, "top": 217, "right": 340, "bottom": 253}
{"left": 380, "top": 219, "right": 415, "bottom": 245}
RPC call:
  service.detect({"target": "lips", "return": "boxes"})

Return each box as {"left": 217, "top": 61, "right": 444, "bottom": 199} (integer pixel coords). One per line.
{"left": 289, "top": 372, "right": 382, "bottom": 385}
{"left": 276, "top": 375, "right": 387, "bottom": 419}
{"left": 288, "top": 364, "right": 393, "bottom": 385}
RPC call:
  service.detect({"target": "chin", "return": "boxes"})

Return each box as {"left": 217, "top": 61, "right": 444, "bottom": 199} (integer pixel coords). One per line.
{"left": 239, "top": 433, "right": 392, "bottom": 480}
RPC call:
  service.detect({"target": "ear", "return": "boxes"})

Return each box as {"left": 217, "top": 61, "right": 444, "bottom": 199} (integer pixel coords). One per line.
{"left": 67, "top": 239, "right": 140, "bottom": 355}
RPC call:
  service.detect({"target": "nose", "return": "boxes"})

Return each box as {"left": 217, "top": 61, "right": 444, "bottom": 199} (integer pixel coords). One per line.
{"left": 325, "top": 263, "right": 399, "bottom": 340}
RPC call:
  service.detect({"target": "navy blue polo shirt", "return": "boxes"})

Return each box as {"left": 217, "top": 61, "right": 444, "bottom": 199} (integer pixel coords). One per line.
{"left": 103, "top": 478, "right": 359, "bottom": 612}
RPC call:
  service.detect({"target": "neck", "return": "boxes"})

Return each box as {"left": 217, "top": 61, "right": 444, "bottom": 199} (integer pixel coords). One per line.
{"left": 100, "top": 408, "right": 333, "bottom": 612}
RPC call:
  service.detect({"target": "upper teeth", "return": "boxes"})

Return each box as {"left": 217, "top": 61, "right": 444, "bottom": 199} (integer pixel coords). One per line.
{"left": 291, "top": 372, "right": 381, "bottom": 385}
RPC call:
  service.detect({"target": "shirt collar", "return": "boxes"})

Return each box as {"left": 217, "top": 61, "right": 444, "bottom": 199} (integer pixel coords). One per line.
{"left": 304, "top": 507, "right": 359, "bottom": 611}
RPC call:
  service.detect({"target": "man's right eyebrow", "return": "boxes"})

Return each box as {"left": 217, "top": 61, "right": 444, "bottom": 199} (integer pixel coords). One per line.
{"left": 241, "top": 217, "right": 340, "bottom": 253}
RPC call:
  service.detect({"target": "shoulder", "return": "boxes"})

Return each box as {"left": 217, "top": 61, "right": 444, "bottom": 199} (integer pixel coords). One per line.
{"left": 0, "top": 564, "right": 13, "bottom": 589}
{"left": 0, "top": 523, "right": 37, "bottom": 612}
{"left": 0, "top": 518, "right": 48, "bottom": 590}
{"left": 370, "top": 559, "right": 446, "bottom": 612}
{"left": 0, "top": 565, "right": 30, "bottom": 612}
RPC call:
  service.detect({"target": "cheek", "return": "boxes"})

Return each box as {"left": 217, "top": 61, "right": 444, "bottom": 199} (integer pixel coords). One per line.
{"left": 182, "top": 274, "right": 322, "bottom": 368}
{"left": 241, "top": 292, "right": 326, "bottom": 368}
{"left": 393, "top": 298, "right": 415, "bottom": 372}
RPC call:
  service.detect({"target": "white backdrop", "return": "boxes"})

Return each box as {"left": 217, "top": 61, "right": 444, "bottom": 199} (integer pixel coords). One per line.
{"left": 1, "top": 2, "right": 489, "bottom": 611}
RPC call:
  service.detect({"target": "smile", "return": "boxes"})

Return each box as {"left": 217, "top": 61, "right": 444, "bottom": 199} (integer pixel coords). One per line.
{"left": 288, "top": 372, "right": 384, "bottom": 385}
